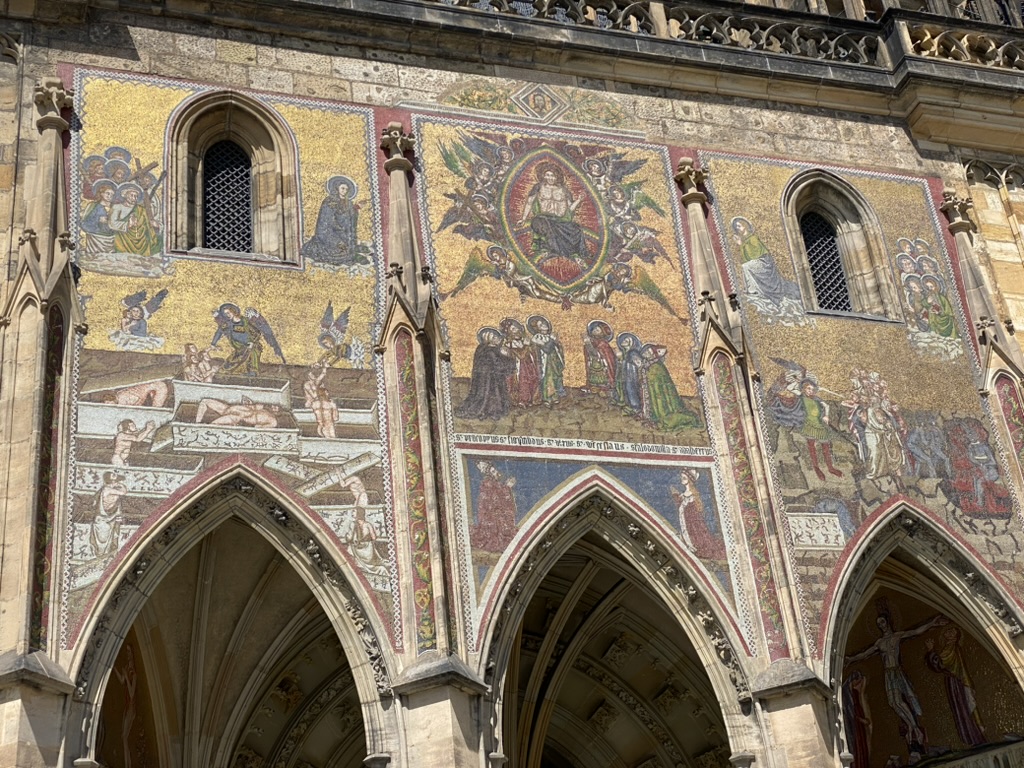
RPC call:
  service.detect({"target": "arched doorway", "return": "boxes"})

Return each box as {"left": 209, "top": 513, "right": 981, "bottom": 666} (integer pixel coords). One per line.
{"left": 69, "top": 476, "right": 394, "bottom": 768}
{"left": 97, "top": 517, "right": 366, "bottom": 767}
{"left": 830, "top": 512, "right": 1024, "bottom": 767}
{"left": 488, "top": 496, "right": 747, "bottom": 768}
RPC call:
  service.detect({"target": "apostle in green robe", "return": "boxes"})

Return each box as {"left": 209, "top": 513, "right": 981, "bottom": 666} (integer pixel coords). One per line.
{"left": 639, "top": 344, "right": 700, "bottom": 432}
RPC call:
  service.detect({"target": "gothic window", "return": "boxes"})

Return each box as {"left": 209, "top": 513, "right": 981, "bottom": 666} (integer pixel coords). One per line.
{"left": 800, "top": 211, "right": 853, "bottom": 312}
{"left": 168, "top": 91, "right": 298, "bottom": 260}
{"left": 202, "top": 140, "right": 253, "bottom": 253}
{"left": 783, "top": 169, "right": 899, "bottom": 319}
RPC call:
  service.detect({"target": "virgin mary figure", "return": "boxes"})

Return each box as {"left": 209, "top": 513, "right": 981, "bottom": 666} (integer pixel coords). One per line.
{"left": 303, "top": 175, "right": 362, "bottom": 265}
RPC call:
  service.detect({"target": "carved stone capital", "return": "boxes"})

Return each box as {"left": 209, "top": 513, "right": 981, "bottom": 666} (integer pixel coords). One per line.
{"left": 33, "top": 78, "right": 72, "bottom": 133}
{"left": 674, "top": 156, "right": 708, "bottom": 204}
{"left": 729, "top": 752, "right": 756, "bottom": 768}
{"left": 940, "top": 187, "right": 975, "bottom": 234}
{"left": 363, "top": 754, "right": 391, "bottom": 768}
{"left": 381, "top": 121, "right": 415, "bottom": 160}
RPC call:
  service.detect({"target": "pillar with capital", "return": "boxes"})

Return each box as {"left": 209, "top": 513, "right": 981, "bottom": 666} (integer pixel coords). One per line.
{"left": 0, "top": 76, "right": 80, "bottom": 768}
{"left": 375, "top": 121, "right": 485, "bottom": 766}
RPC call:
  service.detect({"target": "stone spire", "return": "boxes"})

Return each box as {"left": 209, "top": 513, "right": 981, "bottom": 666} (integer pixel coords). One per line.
{"left": 381, "top": 121, "right": 432, "bottom": 323}
{"left": 941, "top": 186, "right": 1024, "bottom": 371}
{"left": 675, "top": 157, "right": 741, "bottom": 343}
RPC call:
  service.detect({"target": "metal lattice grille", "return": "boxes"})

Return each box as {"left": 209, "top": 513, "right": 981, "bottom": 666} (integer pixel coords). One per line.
{"left": 801, "top": 211, "right": 852, "bottom": 312}
{"left": 203, "top": 140, "right": 252, "bottom": 252}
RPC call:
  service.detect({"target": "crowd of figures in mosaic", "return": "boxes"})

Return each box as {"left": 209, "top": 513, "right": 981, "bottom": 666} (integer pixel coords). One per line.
{"left": 894, "top": 238, "right": 963, "bottom": 360}
{"left": 65, "top": 73, "right": 390, "bottom": 635}
{"left": 78, "top": 147, "right": 173, "bottom": 277}
{"left": 455, "top": 314, "right": 700, "bottom": 433}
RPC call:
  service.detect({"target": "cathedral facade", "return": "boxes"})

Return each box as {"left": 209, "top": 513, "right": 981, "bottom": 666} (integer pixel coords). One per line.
{"left": 4, "top": 2, "right": 1024, "bottom": 767}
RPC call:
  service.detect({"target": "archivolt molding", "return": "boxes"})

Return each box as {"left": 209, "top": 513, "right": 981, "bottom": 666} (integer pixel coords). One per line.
{"left": 484, "top": 494, "right": 752, "bottom": 706}
{"left": 72, "top": 475, "right": 394, "bottom": 712}
{"left": 823, "top": 505, "right": 1024, "bottom": 684}
{"left": 264, "top": 667, "right": 359, "bottom": 768}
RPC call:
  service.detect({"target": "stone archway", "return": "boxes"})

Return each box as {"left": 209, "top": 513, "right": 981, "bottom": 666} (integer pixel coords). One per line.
{"left": 825, "top": 507, "right": 1024, "bottom": 767}
{"left": 66, "top": 473, "right": 396, "bottom": 768}
{"left": 481, "top": 494, "right": 760, "bottom": 768}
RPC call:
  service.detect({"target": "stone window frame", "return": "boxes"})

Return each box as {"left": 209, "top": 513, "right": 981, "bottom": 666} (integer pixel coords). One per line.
{"left": 782, "top": 169, "right": 901, "bottom": 320}
{"left": 167, "top": 90, "right": 299, "bottom": 262}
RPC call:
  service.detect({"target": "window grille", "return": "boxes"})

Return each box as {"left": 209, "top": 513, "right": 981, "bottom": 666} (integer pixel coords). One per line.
{"left": 203, "top": 140, "right": 252, "bottom": 252}
{"left": 801, "top": 211, "right": 852, "bottom": 312}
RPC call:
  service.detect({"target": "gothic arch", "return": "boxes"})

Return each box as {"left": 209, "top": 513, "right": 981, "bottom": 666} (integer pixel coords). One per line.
{"left": 479, "top": 483, "right": 762, "bottom": 766}
{"left": 64, "top": 466, "right": 398, "bottom": 766}
{"left": 820, "top": 501, "right": 1024, "bottom": 689}
{"left": 782, "top": 168, "right": 900, "bottom": 318}
{"left": 165, "top": 89, "right": 301, "bottom": 260}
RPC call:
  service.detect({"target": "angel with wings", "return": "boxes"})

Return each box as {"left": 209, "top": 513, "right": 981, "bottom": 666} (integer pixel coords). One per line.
{"left": 108, "top": 287, "right": 169, "bottom": 351}
{"left": 119, "top": 288, "right": 168, "bottom": 337}
{"left": 210, "top": 303, "right": 285, "bottom": 376}
{"left": 317, "top": 302, "right": 355, "bottom": 368}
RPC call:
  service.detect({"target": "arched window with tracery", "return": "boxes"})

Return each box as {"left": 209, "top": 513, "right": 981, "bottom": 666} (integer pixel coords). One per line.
{"left": 168, "top": 91, "right": 298, "bottom": 260}
{"left": 783, "top": 169, "right": 899, "bottom": 319}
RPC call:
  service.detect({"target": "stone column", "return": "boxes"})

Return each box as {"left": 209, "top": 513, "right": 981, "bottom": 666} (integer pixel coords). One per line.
{"left": 675, "top": 157, "right": 739, "bottom": 337}
{"left": 941, "top": 187, "right": 1024, "bottom": 367}
{"left": 0, "top": 76, "right": 75, "bottom": 768}
{"left": 748, "top": 660, "right": 840, "bottom": 768}
{"left": 377, "top": 123, "right": 484, "bottom": 767}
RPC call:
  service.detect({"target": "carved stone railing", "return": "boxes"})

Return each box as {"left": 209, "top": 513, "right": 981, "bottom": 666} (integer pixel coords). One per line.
{"left": 665, "top": 7, "right": 888, "bottom": 66}
{"left": 420, "top": 0, "right": 657, "bottom": 33}
{"left": 420, "top": 0, "right": 891, "bottom": 66}
{"left": 905, "top": 19, "right": 1024, "bottom": 68}
{"left": 418, "top": 1, "right": 1024, "bottom": 76}
{"left": 922, "top": 740, "right": 1024, "bottom": 768}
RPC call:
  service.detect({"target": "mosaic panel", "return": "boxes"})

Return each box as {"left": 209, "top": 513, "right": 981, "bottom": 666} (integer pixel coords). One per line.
{"left": 62, "top": 70, "right": 392, "bottom": 646}
{"left": 417, "top": 116, "right": 704, "bottom": 447}
{"left": 457, "top": 449, "right": 736, "bottom": 611}
{"left": 705, "top": 151, "right": 1024, "bottom": 653}
{"left": 843, "top": 587, "right": 1024, "bottom": 767}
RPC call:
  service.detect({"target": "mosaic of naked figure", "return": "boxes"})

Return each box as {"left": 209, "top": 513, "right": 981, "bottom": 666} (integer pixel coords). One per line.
{"left": 65, "top": 71, "right": 389, "bottom": 640}
{"left": 706, "top": 152, "right": 1024, "bottom": 648}
{"left": 842, "top": 588, "right": 1024, "bottom": 767}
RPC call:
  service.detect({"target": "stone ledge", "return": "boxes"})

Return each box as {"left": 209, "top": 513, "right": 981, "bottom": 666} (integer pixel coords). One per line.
{"left": 0, "top": 650, "right": 75, "bottom": 695}
{"left": 391, "top": 652, "right": 488, "bottom": 696}
{"left": 748, "top": 658, "right": 831, "bottom": 701}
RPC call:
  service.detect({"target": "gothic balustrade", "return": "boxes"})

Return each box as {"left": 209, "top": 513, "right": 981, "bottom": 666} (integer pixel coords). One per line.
{"left": 416, "top": 0, "right": 1024, "bottom": 73}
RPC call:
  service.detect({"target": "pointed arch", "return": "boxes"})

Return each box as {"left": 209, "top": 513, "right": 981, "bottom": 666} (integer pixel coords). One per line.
{"left": 65, "top": 466, "right": 397, "bottom": 766}
{"left": 166, "top": 89, "right": 300, "bottom": 260}
{"left": 478, "top": 482, "right": 761, "bottom": 763}
{"left": 782, "top": 168, "right": 901, "bottom": 319}
{"left": 821, "top": 500, "right": 1024, "bottom": 688}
